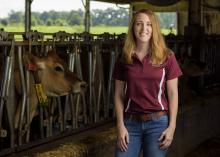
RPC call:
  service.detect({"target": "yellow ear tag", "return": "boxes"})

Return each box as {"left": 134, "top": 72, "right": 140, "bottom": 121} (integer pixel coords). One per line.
{"left": 34, "top": 83, "right": 48, "bottom": 107}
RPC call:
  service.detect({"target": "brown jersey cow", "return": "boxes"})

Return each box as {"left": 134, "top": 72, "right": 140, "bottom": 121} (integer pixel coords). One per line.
{"left": 14, "top": 50, "right": 86, "bottom": 129}
{"left": 178, "top": 57, "right": 209, "bottom": 105}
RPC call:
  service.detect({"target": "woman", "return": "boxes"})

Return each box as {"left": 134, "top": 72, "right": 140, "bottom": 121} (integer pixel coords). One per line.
{"left": 114, "top": 9, "right": 182, "bottom": 157}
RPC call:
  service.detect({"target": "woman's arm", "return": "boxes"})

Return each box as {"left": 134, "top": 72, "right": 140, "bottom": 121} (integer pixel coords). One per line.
{"left": 159, "top": 78, "right": 178, "bottom": 149}
{"left": 167, "top": 78, "right": 178, "bottom": 130}
{"left": 114, "top": 79, "right": 129, "bottom": 151}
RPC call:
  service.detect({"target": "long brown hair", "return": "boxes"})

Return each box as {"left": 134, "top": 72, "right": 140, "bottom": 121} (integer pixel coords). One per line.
{"left": 123, "top": 9, "right": 171, "bottom": 65}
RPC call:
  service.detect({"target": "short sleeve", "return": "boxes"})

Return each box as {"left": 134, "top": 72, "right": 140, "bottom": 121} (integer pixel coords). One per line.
{"left": 113, "top": 59, "right": 125, "bottom": 81}
{"left": 165, "top": 53, "right": 182, "bottom": 81}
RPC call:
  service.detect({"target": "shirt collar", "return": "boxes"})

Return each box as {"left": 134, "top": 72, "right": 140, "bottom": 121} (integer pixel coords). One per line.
{"left": 132, "top": 53, "right": 150, "bottom": 62}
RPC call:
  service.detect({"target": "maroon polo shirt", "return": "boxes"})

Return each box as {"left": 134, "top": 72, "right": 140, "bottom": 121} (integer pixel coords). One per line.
{"left": 113, "top": 53, "right": 182, "bottom": 113}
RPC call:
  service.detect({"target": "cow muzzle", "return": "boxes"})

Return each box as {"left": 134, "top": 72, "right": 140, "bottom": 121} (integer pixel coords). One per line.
{"left": 72, "top": 81, "right": 87, "bottom": 93}
{"left": 80, "top": 81, "right": 87, "bottom": 91}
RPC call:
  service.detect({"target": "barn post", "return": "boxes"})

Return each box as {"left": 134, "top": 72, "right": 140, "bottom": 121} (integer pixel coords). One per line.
{"left": 184, "top": 0, "right": 204, "bottom": 59}
{"left": 185, "top": 0, "right": 205, "bottom": 93}
{"left": 85, "top": 0, "right": 91, "bottom": 32}
{"left": 25, "top": 0, "right": 32, "bottom": 32}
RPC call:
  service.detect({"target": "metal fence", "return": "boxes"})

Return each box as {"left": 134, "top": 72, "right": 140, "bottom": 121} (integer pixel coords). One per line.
{"left": 0, "top": 30, "right": 219, "bottom": 155}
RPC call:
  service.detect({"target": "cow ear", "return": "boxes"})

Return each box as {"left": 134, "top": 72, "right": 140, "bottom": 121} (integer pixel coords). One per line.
{"left": 23, "top": 53, "right": 40, "bottom": 70}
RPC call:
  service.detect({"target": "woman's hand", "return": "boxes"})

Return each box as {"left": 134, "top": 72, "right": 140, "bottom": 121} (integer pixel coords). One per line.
{"left": 158, "top": 127, "right": 175, "bottom": 149}
{"left": 117, "top": 125, "right": 129, "bottom": 151}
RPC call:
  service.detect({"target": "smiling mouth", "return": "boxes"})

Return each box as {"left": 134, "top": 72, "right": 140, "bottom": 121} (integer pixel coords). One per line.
{"left": 139, "top": 32, "right": 149, "bottom": 35}
{"left": 139, "top": 34, "right": 149, "bottom": 38}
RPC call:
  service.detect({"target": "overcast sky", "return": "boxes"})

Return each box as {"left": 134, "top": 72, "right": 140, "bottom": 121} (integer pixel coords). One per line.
{"left": 0, "top": 0, "right": 127, "bottom": 18}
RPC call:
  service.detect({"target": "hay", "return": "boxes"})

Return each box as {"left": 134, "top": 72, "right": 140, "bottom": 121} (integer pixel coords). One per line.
{"left": 34, "top": 127, "right": 117, "bottom": 157}
{"left": 35, "top": 143, "right": 88, "bottom": 157}
{"left": 81, "top": 127, "right": 116, "bottom": 144}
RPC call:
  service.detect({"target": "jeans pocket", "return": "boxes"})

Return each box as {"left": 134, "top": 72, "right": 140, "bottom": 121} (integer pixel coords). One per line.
{"left": 124, "top": 117, "right": 141, "bottom": 132}
{"left": 152, "top": 115, "right": 168, "bottom": 124}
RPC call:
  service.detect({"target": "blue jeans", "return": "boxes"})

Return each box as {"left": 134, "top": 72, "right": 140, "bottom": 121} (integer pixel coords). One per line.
{"left": 115, "top": 115, "right": 168, "bottom": 157}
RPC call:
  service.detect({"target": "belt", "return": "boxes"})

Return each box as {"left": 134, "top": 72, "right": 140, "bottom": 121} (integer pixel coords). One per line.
{"left": 124, "top": 111, "right": 167, "bottom": 122}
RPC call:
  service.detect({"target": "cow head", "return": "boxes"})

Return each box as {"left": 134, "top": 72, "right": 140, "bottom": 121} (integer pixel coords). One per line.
{"left": 178, "top": 55, "right": 210, "bottom": 105}
{"left": 24, "top": 50, "right": 86, "bottom": 96}
{"left": 178, "top": 45, "right": 210, "bottom": 77}
{"left": 180, "top": 58, "right": 209, "bottom": 77}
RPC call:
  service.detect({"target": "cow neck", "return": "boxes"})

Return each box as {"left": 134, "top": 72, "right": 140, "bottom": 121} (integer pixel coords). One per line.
{"left": 27, "top": 63, "right": 48, "bottom": 107}
{"left": 27, "top": 63, "right": 40, "bottom": 83}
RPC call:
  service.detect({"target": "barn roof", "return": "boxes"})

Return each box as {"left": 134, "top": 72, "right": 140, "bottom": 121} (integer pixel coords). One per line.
{"left": 91, "top": 0, "right": 183, "bottom": 5}
{"left": 92, "top": 0, "right": 144, "bottom": 4}
{"left": 91, "top": 0, "right": 220, "bottom": 9}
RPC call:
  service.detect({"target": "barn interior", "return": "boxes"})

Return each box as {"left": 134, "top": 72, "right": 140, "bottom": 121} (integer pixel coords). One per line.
{"left": 0, "top": 0, "right": 220, "bottom": 156}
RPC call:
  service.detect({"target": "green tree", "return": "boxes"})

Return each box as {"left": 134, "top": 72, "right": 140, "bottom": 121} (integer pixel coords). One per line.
{"left": 91, "top": 9, "right": 104, "bottom": 26}
{"left": 32, "top": 12, "right": 43, "bottom": 25}
{"left": 8, "top": 11, "right": 23, "bottom": 24}
{"left": 46, "top": 19, "right": 53, "bottom": 26}
{"left": 40, "top": 11, "right": 50, "bottom": 24}
{"left": 91, "top": 8, "right": 129, "bottom": 26}
{"left": 55, "top": 19, "right": 68, "bottom": 26}
{"left": 1, "top": 19, "right": 9, "bottom": 26}
{"left": 68, "top": 9, "right": 83, "bottom": 25}
{"left": 156, "top": 12, "right": 177, "bottom": 29}
{"left": 31, "top": 15, "right": 38, "bottom": 26}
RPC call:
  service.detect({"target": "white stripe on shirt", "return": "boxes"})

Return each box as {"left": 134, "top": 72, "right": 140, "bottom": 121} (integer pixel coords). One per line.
{"left": 125, "top": 98, "right": 131, "bottom": 112}
{"left": 158, "top": 68, "right": 165, "bottom": 110}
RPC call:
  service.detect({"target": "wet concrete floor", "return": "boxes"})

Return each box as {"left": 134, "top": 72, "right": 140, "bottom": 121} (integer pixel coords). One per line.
{"left": 185, "top": 136, "right": 220, "bottom": 157}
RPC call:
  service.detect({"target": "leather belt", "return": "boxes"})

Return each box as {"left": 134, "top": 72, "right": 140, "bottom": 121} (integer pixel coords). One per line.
{"left": 124, "top": 111, "right": 167, "bottom": 122}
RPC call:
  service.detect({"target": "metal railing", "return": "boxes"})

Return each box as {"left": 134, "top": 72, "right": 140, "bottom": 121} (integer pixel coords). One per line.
{"left": 0, "top": 30, "right": 219, "bottom": 156}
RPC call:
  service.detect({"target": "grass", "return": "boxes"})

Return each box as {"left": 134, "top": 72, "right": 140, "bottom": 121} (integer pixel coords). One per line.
{"left": 0, "top": 25, "right": 128, "bottom": 34}
{"left": 0, "top": 24, "right": 176, "bottom": 39}
{"left": 90, "top": 25, "right": 128, "bottom": 34}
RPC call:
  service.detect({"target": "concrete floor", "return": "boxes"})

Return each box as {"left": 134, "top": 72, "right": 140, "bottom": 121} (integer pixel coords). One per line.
{"left": 185, "top": 135, "right": 220, "bottom": 157}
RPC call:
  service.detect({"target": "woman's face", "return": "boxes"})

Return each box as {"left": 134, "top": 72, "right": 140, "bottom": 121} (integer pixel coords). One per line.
{"left": 133, "top": 13, "right": 152, "bottom": 43}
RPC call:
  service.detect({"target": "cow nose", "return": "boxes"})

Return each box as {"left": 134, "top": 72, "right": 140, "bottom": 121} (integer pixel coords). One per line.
{"left": 80, "top": 81, "right": 87, "bottom": 89}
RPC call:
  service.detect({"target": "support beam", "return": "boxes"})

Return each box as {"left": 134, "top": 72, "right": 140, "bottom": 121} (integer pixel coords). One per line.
{"left": 188, "top": 0, "right": 201, "bottom": 25}
{"left": 85, "top": 0, "right": 90, "bottom": 32}
{"left": 184, "top": 0, "right": 204, "bottom": 59}
{"left": 25, "top": 0, "right": 32, "bottom": 32}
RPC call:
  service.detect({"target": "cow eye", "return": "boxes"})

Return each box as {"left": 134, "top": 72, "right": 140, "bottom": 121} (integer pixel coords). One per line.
{"left": 55, "top": 66, "right": 64, "bottom": 72}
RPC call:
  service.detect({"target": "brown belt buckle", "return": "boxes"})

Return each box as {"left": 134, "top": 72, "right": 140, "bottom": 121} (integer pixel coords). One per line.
{"left": 153, "top": 111, "right": 167, "bottom": 120}
{"left": 141, "top": 114, "right": 152, "bottom": 121}
{"left": 125, "top": 111, "right": 166, "bottom": 122}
